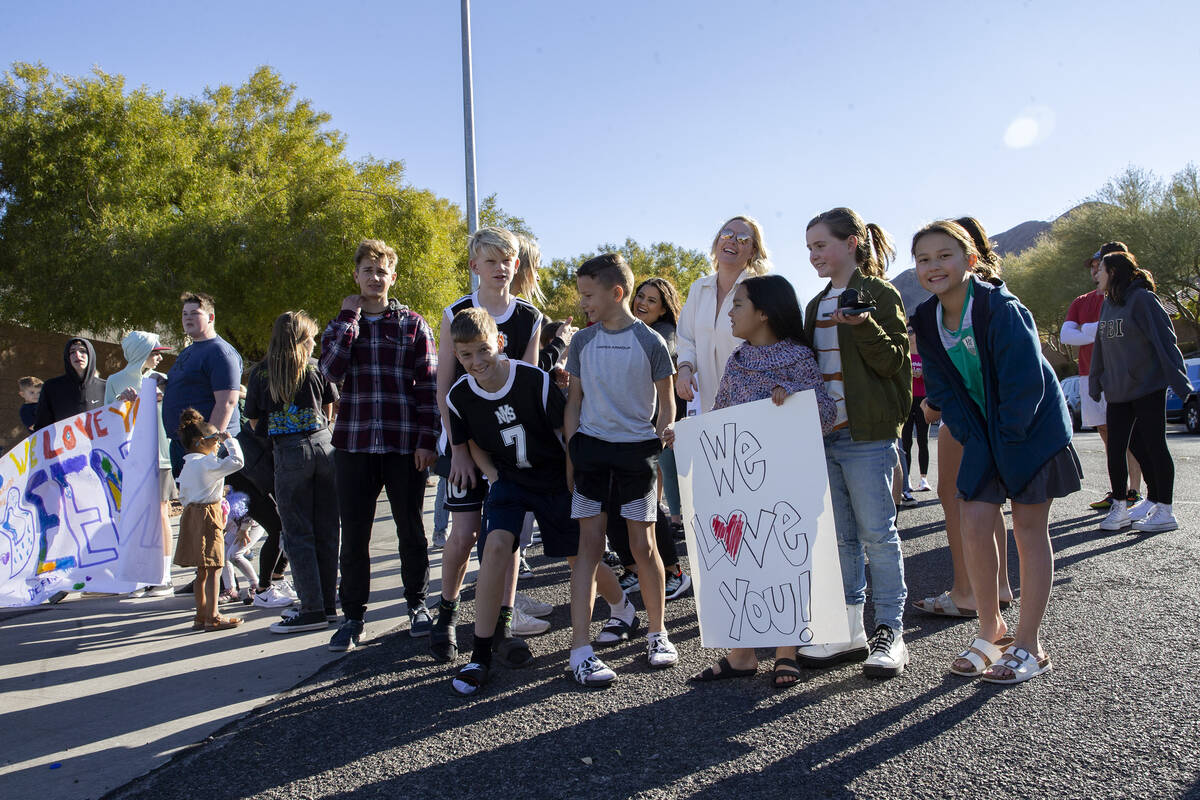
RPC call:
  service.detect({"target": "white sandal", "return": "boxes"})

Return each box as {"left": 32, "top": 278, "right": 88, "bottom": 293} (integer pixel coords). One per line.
{"left": 949, "top": 635, "right": 1014, "bottom": 677}
{"left": 982, "top": 645, "right": 1052, "bottom": 684}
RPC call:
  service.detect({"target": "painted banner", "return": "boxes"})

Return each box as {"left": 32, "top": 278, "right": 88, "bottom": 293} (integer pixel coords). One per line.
{"left": 674, "top": 391, "right": 848, "bottom": 648}
{"left": 0, "top": 378, "right": 163, "bottom": 606}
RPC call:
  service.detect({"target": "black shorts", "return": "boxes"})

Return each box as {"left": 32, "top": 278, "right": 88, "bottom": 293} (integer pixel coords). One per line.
{"left": 436, "top": 451, "right": 488, "bottom": 512}
{"left": 482, "top": 480, "right": 578, "bottom": 559}
{"left": 569, "top": 432, "right": 660, "bottom": 523}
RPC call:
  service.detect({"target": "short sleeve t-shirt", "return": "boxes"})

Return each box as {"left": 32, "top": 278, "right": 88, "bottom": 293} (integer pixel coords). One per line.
{"left": 813, "top": 289, "right": 849, "bottom": 431}
{"left": 938, "top": 281, "right": 986, "bottom": 415}
{"left": 566, "top": 320, "right": 674, "bottom": 442}
{"left": 245, "top": 363, "right": 339, "bottom": 436}
{"left": 446, "top": 361, "right": 567, "bottom": 491}
{"left": 163, "top": 335, "right": 243, "bottom": 439}
{"left": 443, "top": 293, "right": 541, "bottom": 381}
{"left": 1065, "top": 290, "right": 1105, "bottom": 376}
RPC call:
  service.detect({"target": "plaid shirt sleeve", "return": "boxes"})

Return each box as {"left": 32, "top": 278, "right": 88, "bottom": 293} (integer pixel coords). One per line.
{"left": 319, "top": 310, "right": 360, "bottom": 385}
{"left": 408, "top": 313, "right": 440, "bottom": 452}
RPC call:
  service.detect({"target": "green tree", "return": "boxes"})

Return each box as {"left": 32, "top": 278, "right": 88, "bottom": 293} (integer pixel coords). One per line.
{"left": 540, "top": 239, "right": 710, "bottom": 322}
{"left": 1004, "top": 163, "right": 1200, "bottom": 362}
{"left": 0, "top": 63, "right": 472, "bottom": 359}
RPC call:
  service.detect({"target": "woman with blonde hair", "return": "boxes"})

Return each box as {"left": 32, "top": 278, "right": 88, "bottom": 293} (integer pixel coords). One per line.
{"left": 676, "top": 215, "right": 771, "bottom": 413}
{"left": 245, "top": 311, "right": 341, "bottom": 634}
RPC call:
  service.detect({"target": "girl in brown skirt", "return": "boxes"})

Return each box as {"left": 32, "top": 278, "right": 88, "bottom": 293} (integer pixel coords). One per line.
{"left": 175, "top": 408, "right": 246, "bottom": 631}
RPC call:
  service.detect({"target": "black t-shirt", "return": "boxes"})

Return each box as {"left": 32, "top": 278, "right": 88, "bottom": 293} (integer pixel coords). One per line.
{"left": 245, "top": 362, "right": 339, "bottom": 437}
{"left": 446, "top": 361, "right": 567, "bottom": 491}
{"left": 444, "top": 293, "right": 541, "bottom": 381}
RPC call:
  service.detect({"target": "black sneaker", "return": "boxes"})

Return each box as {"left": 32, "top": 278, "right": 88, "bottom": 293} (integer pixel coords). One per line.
{"left": 518, "top": 556, "right": 534, "bottom": 578}
{"left": 328, "top": 618, "right": 364, "bottom": 652}
{"left": 409, "top": 604, "right": 433, "bottom": 637}
{"left": 270, "top": 608, "right": 329, "bottom": 634}
{"left": 669, "top": 521, "right": 686, "bottom": 541}
{"left": 603, "top": 550, "right": 622, "bottom": 568}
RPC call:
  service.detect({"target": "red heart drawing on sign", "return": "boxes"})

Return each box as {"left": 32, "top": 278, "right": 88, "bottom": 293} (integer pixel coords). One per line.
{"left": 710, "top": 511, "right": 746, "bottom": 564}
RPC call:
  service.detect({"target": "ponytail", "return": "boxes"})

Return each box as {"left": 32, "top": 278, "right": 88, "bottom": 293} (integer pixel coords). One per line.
{"left": 807, "top": 208, "right": 894, "bottom": 278}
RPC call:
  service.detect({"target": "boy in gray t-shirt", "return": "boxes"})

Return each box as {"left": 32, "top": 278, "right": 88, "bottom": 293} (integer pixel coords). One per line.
{"left": 564, "top": 253, "right": 677, "bottom": 686}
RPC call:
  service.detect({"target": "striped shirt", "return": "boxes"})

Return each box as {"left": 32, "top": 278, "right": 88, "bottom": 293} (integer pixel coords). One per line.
{"left": 319, "top": 300, "right": 439, "bottom": 454}
{"left": 813, "top": 290, "right": 849, "bottom": 431}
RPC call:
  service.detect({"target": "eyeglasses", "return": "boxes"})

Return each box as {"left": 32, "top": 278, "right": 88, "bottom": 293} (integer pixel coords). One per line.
{"left": 718, "top": 230, "right": 753, "bottom": 245}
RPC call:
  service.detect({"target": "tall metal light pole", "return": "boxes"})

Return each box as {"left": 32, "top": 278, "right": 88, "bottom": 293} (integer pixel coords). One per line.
{"left": 461, "top": 0, "right": 479, "bottom": 290}
{"left": 461, "top": 0, "right": 479, "bottom": 237}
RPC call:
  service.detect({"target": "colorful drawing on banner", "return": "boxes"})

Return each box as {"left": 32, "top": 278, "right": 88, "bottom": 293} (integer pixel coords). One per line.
{"left": 0, "top": 378, "right": 163, "bottom": 606}
{"left": 673, "top": 392, "right": 849, "bottom": 649}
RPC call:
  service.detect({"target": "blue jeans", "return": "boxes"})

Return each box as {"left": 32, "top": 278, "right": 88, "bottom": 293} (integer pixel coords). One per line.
{"left": 823, "top": 429, "right": 907, "bottom": 632}
{"left": 274, "top": 429, "right": 340, "bottom": 615}
{"left": 658, "top": 444, "right": 681, "bottom": 518}
{"left": 433, "top": 477, "right": 450, "bottom": 533}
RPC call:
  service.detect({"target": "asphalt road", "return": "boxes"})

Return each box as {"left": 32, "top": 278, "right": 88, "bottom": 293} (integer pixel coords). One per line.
{"left": 105, "top": 428, "right": 1200, "bottom": 800}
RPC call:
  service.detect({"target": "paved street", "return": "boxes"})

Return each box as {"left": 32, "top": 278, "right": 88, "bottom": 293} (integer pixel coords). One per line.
{"left": 4, "top": 429, "right": 1199, "bottom": 800}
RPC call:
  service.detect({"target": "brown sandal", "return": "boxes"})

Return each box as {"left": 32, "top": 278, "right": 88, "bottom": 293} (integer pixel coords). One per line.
{"left": 205, "top": 615, "right": 243, "bottom": 631}
{"left": 192, "top": 615, "right": 208, "bottom": 631}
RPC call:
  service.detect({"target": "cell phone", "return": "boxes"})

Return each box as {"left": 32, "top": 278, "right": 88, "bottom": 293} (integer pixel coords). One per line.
{"left": 841, "top": 306, "right": 876, "bottom": 316}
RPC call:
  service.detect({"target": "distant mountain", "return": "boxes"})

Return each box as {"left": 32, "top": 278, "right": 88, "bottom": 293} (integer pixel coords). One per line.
{"left": 892, "top": 269, "right": 930, "bottom": 319}
{"left": 991, "top": 220, "right": 1051, "bottom": 257}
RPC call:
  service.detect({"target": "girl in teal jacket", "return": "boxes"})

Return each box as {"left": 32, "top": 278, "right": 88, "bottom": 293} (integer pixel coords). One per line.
{"left": 912, "top": 220, "right": 1080, "bottom": 686}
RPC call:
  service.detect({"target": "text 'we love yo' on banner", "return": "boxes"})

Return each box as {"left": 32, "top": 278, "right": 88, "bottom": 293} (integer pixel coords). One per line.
{"left": 0, "top": 378, "right": 163, "bottom": 606}
{"left": 674, "top": 391, "right": 847, "bottom": 649}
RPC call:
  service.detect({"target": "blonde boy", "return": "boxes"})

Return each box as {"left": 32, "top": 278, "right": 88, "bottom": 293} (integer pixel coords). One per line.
{"left": 431, "top": 227, "right": 545, "bottom": 663}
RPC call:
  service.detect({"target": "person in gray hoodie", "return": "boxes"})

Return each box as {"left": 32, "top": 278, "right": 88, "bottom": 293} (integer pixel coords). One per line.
{"left": 1090, "top": 252, "right": 1192, "bottom": 533}
{"left": 34, "top": 337, "right": 106, "bottom": 429}
{"left": 106, "top": 331, "right": 176, "bottom": 597}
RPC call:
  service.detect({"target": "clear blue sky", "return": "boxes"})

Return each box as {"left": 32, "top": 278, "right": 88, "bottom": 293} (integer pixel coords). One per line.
{"left": 4, "top": 0, "right": 1198, "bottom": 300}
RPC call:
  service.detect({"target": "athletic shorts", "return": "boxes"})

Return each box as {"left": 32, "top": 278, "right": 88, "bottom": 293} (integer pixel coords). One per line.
{"left": 1081, "top": 390, "right": 1107, "bottom": 429}
{"left": 568, "top": 433, "right": 660, "bottom": 522}
{"left": 435, "top": 447, "right": 489, "bottom": 512}
{"left": 482, "top": 480, "right": 578, "bottom": 559}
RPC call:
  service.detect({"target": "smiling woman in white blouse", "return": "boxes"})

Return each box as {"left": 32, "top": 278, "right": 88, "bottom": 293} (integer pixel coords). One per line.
{"left": 675, "top": 216, "right": 772, "bottom": 413}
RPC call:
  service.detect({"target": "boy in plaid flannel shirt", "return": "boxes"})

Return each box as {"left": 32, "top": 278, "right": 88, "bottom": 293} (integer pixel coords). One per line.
{"left": 319, "top": 239, "right": 439, "bottom": 652}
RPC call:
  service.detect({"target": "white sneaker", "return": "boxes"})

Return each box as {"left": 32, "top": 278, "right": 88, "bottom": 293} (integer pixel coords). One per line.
{"left": 1127, "top": 499, "right": 1157, "bottom": 522}
{"left": 514, "top": 591, "right": 552, "bottom": 618}
{"left": 511, "top": 606, "right": 551, "bottom": 636}
{"left": 145, "top": 584, "right": 174, "bottom": 598}
{"left": 1132, "top": 505, "right": 1178, "bottom": 533}
{"left": 1099, "top": 502, "right": 1132, "bottom": 531}
{"left": 647, "top": 634, "right": 678, "bottom": 668}
{"left": 573, "top": 655, "right": 616, "bottom": 687}
{"left": 863, "top": 624, "right": 908, "bottom": 678}
{"left": 915, "top": 477, "right": 932, "bottom": 492}
{"left": 796, "top": 603, "right": 869, "bottom": 666}
{"left": 252, "top": 586, "right": 295, "bottom": 608}
{"left": 275, "top": 580, "right": 299, "bottom": 601}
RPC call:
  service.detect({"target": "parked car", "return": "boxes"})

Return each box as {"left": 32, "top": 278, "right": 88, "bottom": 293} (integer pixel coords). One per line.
{"left": 1184, "top": 390, "right": 1200, "bottom": 434}
{"left": 1165, "top": 358, "right": 1200, "bottom": 424}
{"left": 1060, "top": 375, "right": 1083, "bottom": 432}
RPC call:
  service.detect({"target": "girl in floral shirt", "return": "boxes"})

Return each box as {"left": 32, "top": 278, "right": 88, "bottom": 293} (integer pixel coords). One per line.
{"left": 690, "top": 274, "right": 834, "bottom": 688}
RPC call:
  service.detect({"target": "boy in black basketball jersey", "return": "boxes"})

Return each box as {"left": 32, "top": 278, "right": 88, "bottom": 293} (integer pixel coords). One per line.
{"left": 444, "top": 308, "right": 634, "bottom": 695}
{"left": 432, "top": 227, "right": 546, "bottom": 662}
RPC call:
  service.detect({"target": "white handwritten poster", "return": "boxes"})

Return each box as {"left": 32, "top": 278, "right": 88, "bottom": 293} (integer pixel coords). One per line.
{"left": 0, "top": 378, "right": 162, "bottom": 606}
{"left": 674, "top": 391, "right": 848, "bottom": 648}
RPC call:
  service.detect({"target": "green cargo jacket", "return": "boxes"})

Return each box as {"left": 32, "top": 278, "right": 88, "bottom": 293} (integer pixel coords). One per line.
{"left": 803, "top": 270, "right": 912, "bottom": 442}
